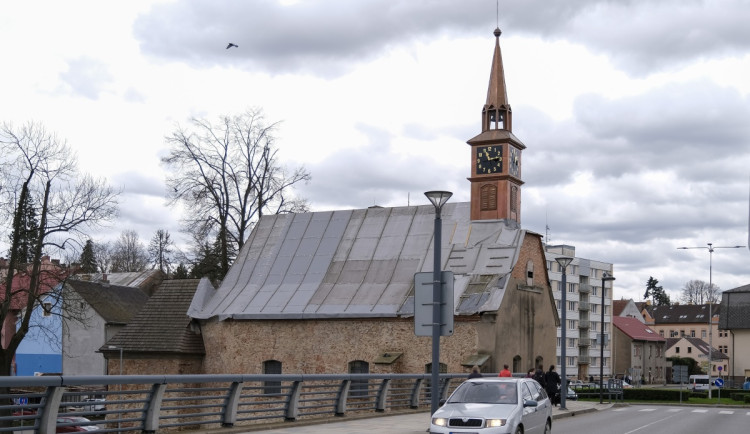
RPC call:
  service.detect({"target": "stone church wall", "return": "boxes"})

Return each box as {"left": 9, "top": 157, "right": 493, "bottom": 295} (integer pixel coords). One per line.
{"left": 200, "top": 318, "right": 480, "bottom": 375}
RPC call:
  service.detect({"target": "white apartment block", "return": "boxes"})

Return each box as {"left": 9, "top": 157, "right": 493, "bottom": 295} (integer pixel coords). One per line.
{"left": 545, "top": 245, "right": 615, "bottom": 381}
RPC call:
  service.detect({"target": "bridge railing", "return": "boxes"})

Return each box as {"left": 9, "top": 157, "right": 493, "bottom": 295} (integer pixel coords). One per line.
{"left": 0, "top": 373, "right": 469, "bottom": 433}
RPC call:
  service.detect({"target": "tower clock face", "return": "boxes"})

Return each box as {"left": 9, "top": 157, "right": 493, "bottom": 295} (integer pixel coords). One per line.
{"left": 476, "top": 145, "right": 502, "bottom": 174}
{"left": 509, "top": 147, "right": 520, "bottom": 177}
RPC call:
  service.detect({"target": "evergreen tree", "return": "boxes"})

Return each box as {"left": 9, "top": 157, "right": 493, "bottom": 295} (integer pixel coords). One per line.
{"left": 173, "top": 263, "right": 190, "bottom": 279}
{"left": 190, "top": 241, "right": 222, "bottom": 283}
{"left": 7, "top": 188, "right": 38, "bottom": 267}
{"left": 645, "top": 276, "right": 670, "bottom": 306}
{"left": 78, "top": 239, "right": 98, "bottom": 273}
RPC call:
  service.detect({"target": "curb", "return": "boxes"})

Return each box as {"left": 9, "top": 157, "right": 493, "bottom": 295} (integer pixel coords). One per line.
{"left": 552, "top": 402, "right": 619, "bottom": 421}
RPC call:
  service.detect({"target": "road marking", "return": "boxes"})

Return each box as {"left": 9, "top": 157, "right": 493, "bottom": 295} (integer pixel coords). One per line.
{"left": 719, "top": 410, "right": 734, "bottom": 415}
{"left": 639, "top": 408, "right": 656, "bottom": 412}
{"left": 623, "top": 414, "right": 680, "bottom": 434}
{"left": 613, "top": 408, "right": 628, "bottom": 412}
{"left": 692, "top": 409, "right": 708, "bottom": 413}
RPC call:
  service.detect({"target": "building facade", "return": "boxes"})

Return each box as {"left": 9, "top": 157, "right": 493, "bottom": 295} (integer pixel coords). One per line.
{"left": 647, "top": 303, "right": 729, "bottom": 376}
{"left": 545, "top": 245, "right": 615, "bottom": 382}
{"left": 612, "top": 316, "right": 667, "bottom": 384}
{"left": 719, "top": 284, "right": 750, "bottom": 385}
{"left": 186, "top": 27, "right": 560, "bottom": 378}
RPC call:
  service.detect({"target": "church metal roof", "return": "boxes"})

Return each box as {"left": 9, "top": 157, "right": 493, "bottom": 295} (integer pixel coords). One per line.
{"left": 189, "top": 202, "right": 529, "bottom": 321}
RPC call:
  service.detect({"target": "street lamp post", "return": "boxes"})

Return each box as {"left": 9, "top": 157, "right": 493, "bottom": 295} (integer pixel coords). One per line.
{"left": 425, "top": 190, "right": 452, "bottom": 416}
{"left": 677, "top": 242, "right": 744, "bottom": 398}
{"left": 600, "top": 272, "right": 615, "bottom": 404}
{"left": 556, "top": 256, "right": 573, "bottom": 410}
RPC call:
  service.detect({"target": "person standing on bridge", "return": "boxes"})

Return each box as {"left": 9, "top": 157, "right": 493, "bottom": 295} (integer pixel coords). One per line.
{"left": 468, "top": 365, "right": 483, "bottom": 379}
{"left": 544, "top": 365, "right": 560, "bottom": 406}
{"left": 498, "top": 364, "right": 512, "bottom": 377}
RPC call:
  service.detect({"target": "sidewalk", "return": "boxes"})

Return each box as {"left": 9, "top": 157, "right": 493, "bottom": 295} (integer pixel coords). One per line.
{"left": 194, "top": 399, "right": 616, "bottom": 434}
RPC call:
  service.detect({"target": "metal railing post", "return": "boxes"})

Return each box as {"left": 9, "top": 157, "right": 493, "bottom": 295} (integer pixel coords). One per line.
{"left": 285, "top": 381, "right": 302, "bottom": 421}
{"left": 143, "top": 383, "right": 167, "bottom": 433}
{"left": 38, "top": 386, "right": 64, "bottom": 434}
{"left": 336, "top": 380, "right": 351, "bottom": 416}
{"left": 376, "top": 379, "right": 391, "bottom": 412}
{"left": 410, "top": 378, "right": 424, "bottom": 408}
{"left": 222, "top": 381, "right": 243, "bottom": 427}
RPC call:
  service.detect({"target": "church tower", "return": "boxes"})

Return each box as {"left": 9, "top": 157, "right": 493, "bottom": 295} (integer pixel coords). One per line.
{"left": 468, "top": 28, "right": 525, "bottom": 222}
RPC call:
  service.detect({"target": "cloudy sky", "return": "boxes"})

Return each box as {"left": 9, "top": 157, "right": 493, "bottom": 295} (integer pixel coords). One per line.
{"left": 2, "top": 0, "right": 749, "bottom": 302}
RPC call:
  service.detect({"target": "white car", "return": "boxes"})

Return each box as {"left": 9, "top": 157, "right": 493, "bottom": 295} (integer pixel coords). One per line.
{"left": 82, "top": 398, "right": 106, "bottom": 411}
{"left": 431, "top": 377, "right": 552, "bottom": 434}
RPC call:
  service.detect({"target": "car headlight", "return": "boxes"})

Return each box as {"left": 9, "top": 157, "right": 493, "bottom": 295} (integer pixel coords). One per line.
{"left": 486, "top": 419, "right": 507, "bottom": 427}
{"left": 432, "top": 417, "right": 448, "bottom": 427}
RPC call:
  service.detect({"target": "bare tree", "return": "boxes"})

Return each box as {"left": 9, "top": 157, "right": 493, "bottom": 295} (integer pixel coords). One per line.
{"left": 93, "top": 240, "right": 113, "bottom": 273}
{"left": 162, "top": 108, "right": 310, "bottom": 278}
{"left": 110, "top": 230, "right": 148, "bottom": 272}
{"left": 680, "top": 279, "right": 720, "bottom": 304}
{"left": 0, "top": 121, "right": 119, "bottom": 378}
{"left": 148, "top": 229, "right": 174, "bottom": 275}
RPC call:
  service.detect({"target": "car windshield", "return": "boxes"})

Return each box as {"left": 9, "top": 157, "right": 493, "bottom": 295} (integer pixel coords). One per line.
{"left": 448, "top": 382, "right": 518, "bottom": 404}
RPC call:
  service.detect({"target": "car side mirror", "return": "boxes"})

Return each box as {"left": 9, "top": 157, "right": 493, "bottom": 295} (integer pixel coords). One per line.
{"left": 523, "top": 399, "right": 538, "bottom": 408}
{"left": 439, "top": 399, "right": 447, "bottom": 406}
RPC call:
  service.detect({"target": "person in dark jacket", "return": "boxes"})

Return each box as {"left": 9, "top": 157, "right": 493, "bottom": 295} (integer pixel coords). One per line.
{"left": 544, "top": 365, "right": 561, "bottom": 406}
{"left": 468, "top": 365, "right": 483, "bottom": 379}
{"left": 533, "top": 365, "right": 546, "bottom": 388}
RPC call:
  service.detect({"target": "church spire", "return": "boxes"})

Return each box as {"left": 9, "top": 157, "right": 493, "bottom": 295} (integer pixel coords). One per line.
{"left": 482, "top": 28, "right": 512, "bottom": 132}
{"left": 468, "top": 27, "right": 525, "bottom": 223}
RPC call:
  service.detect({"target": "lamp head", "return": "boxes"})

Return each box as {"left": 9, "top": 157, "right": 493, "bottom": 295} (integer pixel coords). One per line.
{"left": 424, "top": 191, "right": 453, "bottom": 212}
{"left": 555, "top": 256, "right": 573, "bottom": 268}
{"left": 602, "top": 272, "right": 616, "bottom": 282}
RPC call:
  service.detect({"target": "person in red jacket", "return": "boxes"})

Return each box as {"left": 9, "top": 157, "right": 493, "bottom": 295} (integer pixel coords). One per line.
{"left": 498, "top": 364, "right": 512, "bottom": 377}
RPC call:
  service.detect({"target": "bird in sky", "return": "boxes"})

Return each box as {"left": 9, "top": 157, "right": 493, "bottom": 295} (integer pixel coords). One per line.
{"left": 226, "top": 43, "right": 238, "bottom": 49}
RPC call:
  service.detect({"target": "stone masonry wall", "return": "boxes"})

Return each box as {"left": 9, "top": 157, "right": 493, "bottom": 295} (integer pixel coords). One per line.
{"left": 201, "top": 317, "right": 480, "bottom": 375}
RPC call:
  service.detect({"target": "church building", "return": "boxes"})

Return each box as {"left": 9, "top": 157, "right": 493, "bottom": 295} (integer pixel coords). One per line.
{"left": 188, "top": 28, "right": 559, "bottom": 376}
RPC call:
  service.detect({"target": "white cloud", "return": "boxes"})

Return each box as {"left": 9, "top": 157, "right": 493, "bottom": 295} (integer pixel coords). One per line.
{"left": 1, "top": 0, "right": 749, "bottom": 302}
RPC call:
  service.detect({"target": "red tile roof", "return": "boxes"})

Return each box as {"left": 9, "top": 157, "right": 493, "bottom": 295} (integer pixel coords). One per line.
{"left": 613, "top": 316, "right": 665, "bottom": 342}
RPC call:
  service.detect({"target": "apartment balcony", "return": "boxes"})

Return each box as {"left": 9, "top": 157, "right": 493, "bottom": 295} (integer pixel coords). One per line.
{"left": 578, "top": 355, "right": 590, "bottom": 365}
{"left": 578, "top": 338, "right": 591, "bottom": 348}
{"left": 578, "top": 301, "right": 590, "bottom": 311}
{"left": 578, "top": 320, "right": 590, "bottom": 330}
{"left": 579, "top": 284, "right": 591, "bottom": 294}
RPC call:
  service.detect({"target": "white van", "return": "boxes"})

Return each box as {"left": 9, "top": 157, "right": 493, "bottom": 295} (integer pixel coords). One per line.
{"left": 688, "top": 375, "right": 710, "bottom": 391}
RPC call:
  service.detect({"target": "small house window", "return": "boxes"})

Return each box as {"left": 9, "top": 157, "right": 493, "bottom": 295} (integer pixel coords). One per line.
{"left": 349, "top": 360, "right": 370, "bottom": 397}
{"left": 526, "top": 261, "right": 534, "bottom": 286}
{"left": 43, "top": 302, "right": 52, "bottom": 317}
{"left": 263, "top": 360, "right": 282, "bottom": 395}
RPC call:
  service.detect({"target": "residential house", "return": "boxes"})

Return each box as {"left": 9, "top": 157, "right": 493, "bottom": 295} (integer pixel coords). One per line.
{"left": 647, "top": 303, "right": 729, "bottom": 376}
{"left": 613, "top": 299, "right": 644, "bottom": 322}
{"left": 612, "top": 316, "right": 667, "bottom": 384}
{"left": 62, "top": 278, "right": 151, "bottom": 376}
{"left": 665, "top": 336, "right": 728, "bottom": 376}
{"left": 15, "top": 269, "right": 162, "bottom": 376}
{"left": 185, "top": 27, "right": 561, "bottom": 378}
{"left": 719, "top": 284, "right": 750, "bottom": 385}
{"left": 101, "top": 279, "right": 209, "bottom": 375}
{"left": 3, "top": 256, "right": 68, "bottom": 376}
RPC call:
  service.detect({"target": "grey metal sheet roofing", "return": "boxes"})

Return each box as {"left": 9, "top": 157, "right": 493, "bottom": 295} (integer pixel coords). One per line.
{"left": 188, "top": 202, "right": 526, "bottom": 320}
{"left": 720, "top": 284, "right": 750, "bottom": 329}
